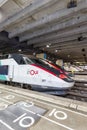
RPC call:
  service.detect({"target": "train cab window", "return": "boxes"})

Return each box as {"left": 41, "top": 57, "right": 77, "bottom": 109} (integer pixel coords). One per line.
{"left": 9, "top": 54, "right": 26, "bottom": 65}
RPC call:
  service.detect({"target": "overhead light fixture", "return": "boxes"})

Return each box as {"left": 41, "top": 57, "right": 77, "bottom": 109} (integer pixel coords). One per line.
{"left": 55, "top": 49, "right": 58, "bottom": 52}
{"left": 33, "top": 52, "right": 36, "bottom": 56}
{"left": 82, "top": 48, "right": 85, "bottom": 52}
{"left": 78, "top": 36, "right": 84, "bottom": 41}
{"left": 46, "top": 45, "right": 50, "bottom": 48}
{"left": 83, "top": 54, "right": 86, "bottom": 57}
{"left": 18, "top": 49, "right": 22, "bottom": 52}
{"left": 46, "top": 43, "right": 51, "bottom": 48}
{"left": 68, "top": 55, "right": 70, "bottom": 58}
{"left": 67, "top": 0, "right": 77, "bottom": 8}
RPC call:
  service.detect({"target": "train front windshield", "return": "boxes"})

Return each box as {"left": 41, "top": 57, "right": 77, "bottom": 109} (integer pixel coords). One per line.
{"left": 24, "top": 57, "right": 64, "bottom": 74}
{"left": 23, "top": 56, "right": 65, "bottom": 74}
{"left": 23, "top": 57, "right": 73, "bottom": 82}
{"left": 23, "top": 56, "right": 62, "bottom": 70}
{"left": 23, "top": 56, "right": 56, "bottom": 70}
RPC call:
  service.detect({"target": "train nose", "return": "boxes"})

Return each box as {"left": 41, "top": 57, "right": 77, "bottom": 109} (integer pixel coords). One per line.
{"left": 59, "top": 73, "right": 75, "bottom": 83}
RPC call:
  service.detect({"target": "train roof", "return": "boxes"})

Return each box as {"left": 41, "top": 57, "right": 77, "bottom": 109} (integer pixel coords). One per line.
{"left": 0, "top": 53, "right": 40, "bottom": 64}
{"left": 0, "top": 53, "right": 36, "bottom": 59}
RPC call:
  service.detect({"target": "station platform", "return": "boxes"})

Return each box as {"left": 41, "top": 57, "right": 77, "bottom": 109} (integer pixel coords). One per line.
{"left": 0, "top": 84, "right": 87, "bottom": 130}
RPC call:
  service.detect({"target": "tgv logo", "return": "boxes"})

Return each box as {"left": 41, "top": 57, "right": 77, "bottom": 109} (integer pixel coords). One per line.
{"left": 27, "top": 70, "right": 38, "bottom": 75}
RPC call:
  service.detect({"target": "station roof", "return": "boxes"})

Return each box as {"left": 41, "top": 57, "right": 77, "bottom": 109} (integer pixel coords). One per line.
{"left": 0, "top": 0, "right": 87, "bottom": 62}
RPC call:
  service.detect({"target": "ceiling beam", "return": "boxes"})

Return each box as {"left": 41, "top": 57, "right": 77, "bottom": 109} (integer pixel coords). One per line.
{"left": 39, "top": 38, "right": 87, "bottom": 49}
{"left": 34, "top": 36, "right": 78, "bottom": 48}
{"left": 47, "top": 37, "right": 87, "bottom": 48}
{"left": 26, "top": 18, "right": 87, "bottom": 45}
{"left": 20, "top": 16, "right": 87, "bottom": 42}
{"left": 46, "top": 42, "right": 87, "bottom": 51}
{"left": 39, "top": 36, "right": 87, "bottom": 49}
{"left": 60, "top": 57, "right": 85, "bottom": 62}
{"left": 9, "top": 1, "right": 87, "bottom": 38}
{"left": 46, "top": 41, "right": 87, "bottom": 49}
{"left": 0, "top": 0, "right": 57, "bottom": 31}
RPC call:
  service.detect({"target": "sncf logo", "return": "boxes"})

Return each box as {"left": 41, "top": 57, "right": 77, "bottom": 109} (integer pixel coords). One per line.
{"left": 27, "top": 70, "right": 38, "bottom": 75}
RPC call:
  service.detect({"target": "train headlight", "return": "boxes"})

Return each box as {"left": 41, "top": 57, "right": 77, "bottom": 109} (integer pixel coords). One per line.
{"left": 59, "top": 74, "right": 67, "bottom": 79}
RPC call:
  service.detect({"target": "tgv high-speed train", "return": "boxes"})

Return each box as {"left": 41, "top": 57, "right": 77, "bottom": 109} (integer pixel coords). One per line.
{"left": 0, "top": 54, "right": 74, "bottom": 95}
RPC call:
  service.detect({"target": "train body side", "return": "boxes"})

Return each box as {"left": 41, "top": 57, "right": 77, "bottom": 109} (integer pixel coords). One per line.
{"left": 0, "top": 58, "right": 74, "bottom": 92}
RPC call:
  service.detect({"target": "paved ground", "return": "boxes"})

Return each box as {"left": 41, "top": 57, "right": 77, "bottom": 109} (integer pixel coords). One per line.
{"left": 0, "top": 84, "right": 87, "bottom": 130}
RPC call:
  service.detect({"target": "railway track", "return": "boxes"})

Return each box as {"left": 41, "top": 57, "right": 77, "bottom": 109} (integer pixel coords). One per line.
{"left": 65, "top": 81, "right": 87, "bottom": 102}
{"left": 0, "top": 81, "right": 87, "bottom": 102}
